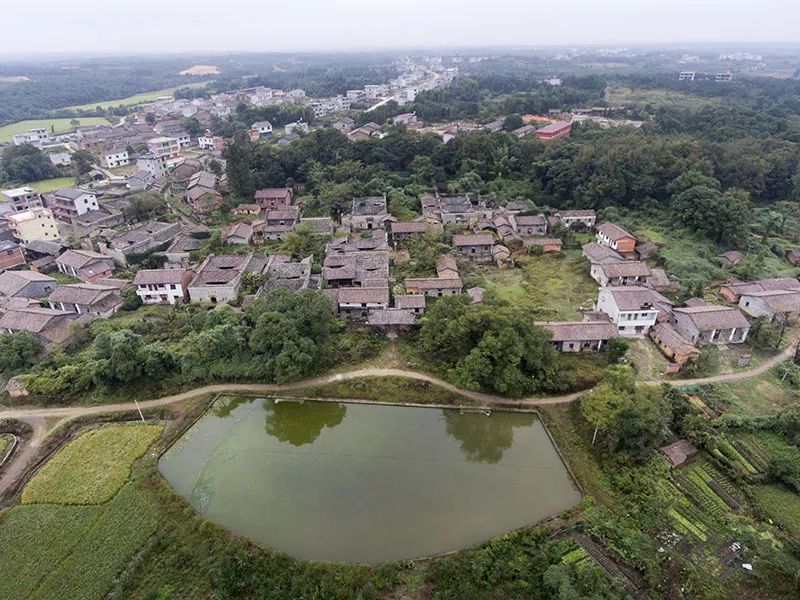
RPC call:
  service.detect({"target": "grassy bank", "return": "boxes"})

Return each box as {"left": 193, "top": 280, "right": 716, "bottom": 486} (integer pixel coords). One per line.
{"left": 0, "top": 118, "right": 110, "bottom": 143}
{"left": 277, "top": 376, "right": 473, "bottom": 405}
{"left": 62, "top": 82, "right": 209, "bottom": 112}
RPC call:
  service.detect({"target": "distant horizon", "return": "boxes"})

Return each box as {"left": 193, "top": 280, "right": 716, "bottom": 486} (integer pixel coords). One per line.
{"left": 3, "top": 0, "right": 799, "bottom": 55}
{"left": 1, "top": 41, "right": 800, "bottom": 62}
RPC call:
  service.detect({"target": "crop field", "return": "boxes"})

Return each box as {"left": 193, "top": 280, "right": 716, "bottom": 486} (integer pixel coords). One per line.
{"left": 62, "top": 82, "right": 209, "bottom": 111}
{"left": 753, "top": 485, "right": 800, "bottom": 536}
{"left": 0, "top": 483, "right": 159, "bottom": 600}
{"left": 0, "top": 117, "right": 110, "bottom": 143}
{"left": 22, "top": 424, "right": 162, "bottom": 505}
{"left": 466, "top": 251, "right": 597, "bottom": 321}
{"left": 674, "top": 459, "right": 742, "bottom": 522}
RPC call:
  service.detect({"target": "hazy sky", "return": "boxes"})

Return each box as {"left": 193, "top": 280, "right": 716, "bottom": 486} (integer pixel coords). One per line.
{"left": 3, "top": 0, "right": 799, "bottom": 54}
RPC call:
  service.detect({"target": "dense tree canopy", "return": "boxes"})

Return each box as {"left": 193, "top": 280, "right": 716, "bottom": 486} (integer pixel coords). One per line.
{"left": 416, "top": 295, "right": 560, "bottom": 396}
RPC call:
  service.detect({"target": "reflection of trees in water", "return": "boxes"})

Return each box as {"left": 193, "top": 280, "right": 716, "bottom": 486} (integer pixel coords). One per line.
{"left": 443, "top": 411, "right": 536, "bottom": 464}
{"left": 212, "top": 396, "right": 255, "bottom": 418}
{"left": 264, "top": 401, "right": 347, "bottom": 446}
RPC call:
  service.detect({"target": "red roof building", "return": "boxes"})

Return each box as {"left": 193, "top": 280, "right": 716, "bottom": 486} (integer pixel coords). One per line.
{"left": 535, "top": 121, "right": 572, "bottom": 141}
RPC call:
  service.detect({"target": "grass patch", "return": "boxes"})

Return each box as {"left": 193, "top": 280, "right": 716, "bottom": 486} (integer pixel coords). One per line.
{"left": 0, "top": 482, "right": 159, "bottom": 600}
{"left": 22, "top": 424, "right": 162, "bottom": 505}
{"left": 0, "top": 118, "right": 110, "bottom": 143}
{"left": 62, "top": 82, "right": 209, "bottom": 111}
{"left": 27, "top": 176, "right": 79, "bottom": 193}
{"left": 464, "top": 251, "right": 596, "bottom": 321}
{"left": 720, "top": 373, "right": 797, "bottom": 417}
{"left": 0, "top": 434, "right": 10, "bottom": 459}
{"left": 605, "top": 86, "right": 719, "bottom": 111}
{"left": 753, "top": 484, "right": 800, "bottom": 536}
{"left": 278, "top": 376, "right": 473, "bottom": 405}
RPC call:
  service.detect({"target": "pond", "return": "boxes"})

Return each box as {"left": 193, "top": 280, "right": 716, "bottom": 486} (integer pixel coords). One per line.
{"left": 159, "top": 397, "right": 581, "bottom": 564}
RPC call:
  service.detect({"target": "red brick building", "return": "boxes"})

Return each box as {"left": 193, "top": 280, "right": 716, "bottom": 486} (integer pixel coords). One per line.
{"left": 0, "top": 240, "right": 26, "bottom": 271}
{"left": 535, "top": 120, "right": 572, "bottom": 141}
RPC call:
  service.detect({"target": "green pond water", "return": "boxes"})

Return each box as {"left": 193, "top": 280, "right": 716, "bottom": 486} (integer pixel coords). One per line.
{"left": 158, "top": 397, "right": 581, "bottom": 564}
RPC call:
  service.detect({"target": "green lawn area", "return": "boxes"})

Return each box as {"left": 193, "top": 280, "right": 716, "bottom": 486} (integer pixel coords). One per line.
{"left": 752, "top": 484, "right": 800, "bottom": 536}
{"left": 707, "top": 369, "right": 797, "bottom": 418}
{"left": 605, "top": 85, "right": 720, "bottom": 111}
{"left": 0, "top": 117, "right": 110, "bottom": 143}
{"left": 0, "top": 434, "right": 11, "bottom": 460}
{"left": 22, "top": 424, "right": 162, "bottom": 505}
{"left": 0, "top": 483, "right": 160, "bottom": 600}
{"left": 278, "top": 376, "right": 473, "bottom": 405}
{"left": 27, "top": 176, "right": 78, "bottom": 193}
{"left": 464, "top": 251, "right": 597, "bottom": 321}
{"left": 62, "top": 82, "right": 209, "bottom": 111}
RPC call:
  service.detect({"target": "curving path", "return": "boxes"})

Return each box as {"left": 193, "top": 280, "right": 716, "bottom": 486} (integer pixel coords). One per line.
{"left": 0, "top": 342, "right": 795, "bottom": 498}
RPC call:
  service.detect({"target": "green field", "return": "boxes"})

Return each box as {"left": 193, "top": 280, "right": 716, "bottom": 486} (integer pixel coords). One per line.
{"left": 753, "top": 484, "right": 800, "bottom": 536}
{"left": 27, "top": 176, "right": 78, "bottom": 193}
{"left": 62, "top": 82, "right": 210, "bottom": 111}
{"left": 0, "top": 483, "right": 160, "bottom": 600}
{"left": 0, "top": 117, "right": 110, "bottom": 143}
{"left": 463, "top": 251, "right": 597, "bottom": 321}
{"left": 22, "top": 424, "right": 162, "bottom": 505}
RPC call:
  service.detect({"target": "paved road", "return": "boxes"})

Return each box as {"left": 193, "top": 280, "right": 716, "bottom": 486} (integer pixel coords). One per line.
{"left": 0, "top": 346, "right": 794, "bottom": 498}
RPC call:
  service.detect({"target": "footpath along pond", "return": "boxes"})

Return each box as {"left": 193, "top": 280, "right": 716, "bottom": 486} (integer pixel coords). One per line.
{"left": 159, "top": 396, "right": 581, "bottom": 563}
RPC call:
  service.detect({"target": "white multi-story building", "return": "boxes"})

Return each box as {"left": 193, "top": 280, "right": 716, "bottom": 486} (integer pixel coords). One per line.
{"left": 137, "top": 154, "right": 169, "bottom": 179}
{"left": 147, "top": 136, "right": 181, "bottom": 159}
{"left": 12, "top": 127, "right": 50, "bottom": 146}
{"left": 284, "top": 121, "right": 309, "bottom": 135}
{"left": 101, "top": 147, "right": 130, "bottom": 169}
{"left": 5, "top": 207, "right": 60, "bottom": 243}
{"left": 48, "top": 188, "right": 99, "bottom": 223}
{"left": 595, "top": 286, "right": 673, "bottom": 337}
{"left": 1, "top": 187, "right": 43, "bottom": 215}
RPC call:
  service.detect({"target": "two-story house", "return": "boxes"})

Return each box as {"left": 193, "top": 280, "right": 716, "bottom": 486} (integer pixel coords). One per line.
{"left": 596, "top": 286, "right": 673, "bottom": 336}
{"left": 47, "top": 188, "right": 99, "bottom": 224}
{"left": 554, "top": 209, "right": 596, "bottom": 231}
{"left": 133, "top": 269, "right": 192, "bottom": 305}
{"left": 254, "top": 188, "right": 293, "bottom": 210}
{"left": 5, "top": 207, "right": 59, "bottom": 243}
{"left": 596, "top": 222, "right": 637, "bottom": 258}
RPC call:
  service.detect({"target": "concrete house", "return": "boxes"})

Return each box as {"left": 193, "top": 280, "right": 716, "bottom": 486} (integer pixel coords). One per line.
{"left": 250, "top": 120, "right": 273, "bottom": 138}
{"left": 5, "top": 207, "right": 60, "bottom": 243}
{"left": 671, "top": 304, "right": 750, "bottom": 345}
{"left": 1, "top": 187, "right": 43, "bottom": 214}
{"left": 554, "top": 209, "right": 596, "bottom": 231}
{"left": 596, "top": 286, "right": 673, "bottom": 336}
{"left": 47, "top": 188, "right": 99, "bottom": 224}
{"left": 540, "top": 321, "right": 617, "bottom": 352}
{"left": 596, "top": 222, "right": 637, "bottom": 257}
{"left": 47, "top": 283, "right": 123, "bottom": 318}
{"left": 133, "top": 269, "right": 192, "bottom": 305}
{"left": 56, "top": 249, "right": 115, "bottom": 282}
{"left": 590, "top": 261, "right": 651, "bottom": 287}
{"left": 738, "top": 290, "right": 800, "bottom": 321}
{"left": 452, "top": 234, "right": 494, "bottom": 261}
{"left": 0, "top": 270, "right": 57, "bottom": 302}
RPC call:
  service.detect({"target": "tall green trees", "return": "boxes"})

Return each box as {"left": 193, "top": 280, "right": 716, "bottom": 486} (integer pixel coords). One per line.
{"left": 416, "top": 295, "right": 560, "bottom": 396}
{"left": 1, "top": 144, "right": 59, "bottom": 183}
{"left": 672, "top": 185, "right": 752, "bottom": 247}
